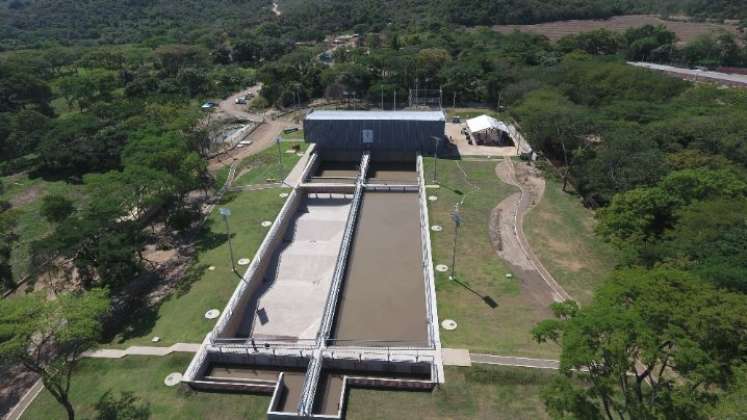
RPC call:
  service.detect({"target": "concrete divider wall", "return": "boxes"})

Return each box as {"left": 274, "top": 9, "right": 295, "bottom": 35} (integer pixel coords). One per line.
{"left": 215, "top": 189, "right": 305, "bottom": 339}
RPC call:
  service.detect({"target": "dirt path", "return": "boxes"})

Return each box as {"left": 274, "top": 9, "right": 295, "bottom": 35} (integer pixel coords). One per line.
{"left": 214, "top": 84, "right": 264, "bottom": 122}
{"left": 490, "top": 158, "right": 572, "bottom": 304}
{"left": 207, "top": 116, "right": 299, "bottom": 172}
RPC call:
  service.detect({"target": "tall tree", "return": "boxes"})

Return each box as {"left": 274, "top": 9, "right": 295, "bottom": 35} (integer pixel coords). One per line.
{"left": 533, "top": 268, "right": 747, "bottom": 420}
{"left": 0, "top": 289, "right": 110, "bottom": 420}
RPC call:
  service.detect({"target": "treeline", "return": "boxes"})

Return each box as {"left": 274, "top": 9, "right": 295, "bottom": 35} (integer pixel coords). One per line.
{"left": 0, "top": 39, "right": 263, "bottom": 296}
{"left": 3, "top": 0, "right": 747, "bottom": 50}
{"left": 0, "top": 0, "right": 273, "bottom": 49}
{"left": 279, "top": 0, "right": 747, "bottom": 33}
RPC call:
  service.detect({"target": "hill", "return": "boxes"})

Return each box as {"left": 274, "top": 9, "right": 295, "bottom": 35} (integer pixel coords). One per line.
{"left": 0, "top": 0, "right": 273, "bottom": 49}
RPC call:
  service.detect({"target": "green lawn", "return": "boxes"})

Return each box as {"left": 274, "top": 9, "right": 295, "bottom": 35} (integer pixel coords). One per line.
{"left": 524, "top": 177, "right": 619, "bottom": 305}
{"left": 347, "top": 365, "right": 552, "bottom": 420}
{"left": 22, "top": 355, "right": 270, "bottom": 420}
{"left": 423, "top": 158, "right": 558, "bottom": 358}
{"left": 215, "top": 141, "right": 306, "bottom": 188}
{"left": 24, "top": 355, "right": 552, "bottom": 420}
{"left": 108, "top": 188, "right": 287, "bottom": 347}
{"left": 1, "top": 172, "right": 85, "bottom": 285}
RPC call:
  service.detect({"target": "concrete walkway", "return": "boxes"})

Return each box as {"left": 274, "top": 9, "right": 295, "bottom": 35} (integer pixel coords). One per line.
{"left": 5, "top": 379, "right": 43, "bottom": 420}
{"left": 442, "top": 348, "right": 560, "bottom": 370}
{"left": 284, "top": 146, "right": 314, "bottom": 187}
{"left": 82, "top": 343, "right": 201, "bottom": 359}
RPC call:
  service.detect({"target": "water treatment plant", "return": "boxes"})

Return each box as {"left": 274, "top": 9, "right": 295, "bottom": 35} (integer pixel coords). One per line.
{"left": 183, "top": 111, "right": 446, "bottom": 419}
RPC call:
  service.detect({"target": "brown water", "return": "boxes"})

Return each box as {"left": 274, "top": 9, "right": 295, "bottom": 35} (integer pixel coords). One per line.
{"left": 367, "top": 162, "right": 417, "bottom": 184}
{"left": 312, "top": 369, "right": 432, "bottom": 415}
{"left": 331, "top": 192, "right": 428, "bottom": 346}
{"left": 274, "top": 371, "right": 307, "bottom": 413}
{"left": 311, "top": 161, "right": 359, "bottom": 183}
{"left": 313, "top": 373, "right": 345, "bottom": 416}
{"left": 206, "top": 364, "right": 286, "bottom": 382}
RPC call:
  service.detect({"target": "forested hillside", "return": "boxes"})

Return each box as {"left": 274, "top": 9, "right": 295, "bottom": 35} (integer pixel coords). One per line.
{"left": 2, "top": 0, "right": 746, "bottom": 50}
{"left": 0, "top": 0, "right": 273, "bottom": 49}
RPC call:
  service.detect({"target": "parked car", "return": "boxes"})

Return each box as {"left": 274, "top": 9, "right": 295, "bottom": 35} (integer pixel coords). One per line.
{"left": 283, "top": 127, "right": 299, "bottom": 134}
{"left": 235, "top": 96, "right": 247, "bottom": 105}
{"left": 201, "top": 101, "right": 217, "bottom": 110}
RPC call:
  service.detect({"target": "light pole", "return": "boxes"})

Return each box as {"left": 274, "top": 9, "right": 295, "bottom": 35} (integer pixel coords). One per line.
{"left": 432, "top": 136, "right": 441, "bottom": 184}
{"left": 275, "top": 136, "right": 283, "bottom": 174}
{"left": 219, "top": 207, "right": 239, "bottom": 278}
{"left": 449, "top": 206, "right": 462, "bottom": 281}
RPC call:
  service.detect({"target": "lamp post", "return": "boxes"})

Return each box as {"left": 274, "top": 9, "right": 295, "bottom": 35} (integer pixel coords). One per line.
{"left": 450, "top": 206, "right": 462, "bottom": 281}
{"left": 432, "top": 136, "right": 441, "bottom": 184}
{"left": 275, "top": 136, "right": 283, "bottom": 172}
{"left": 219, "top": 207, "right": 239, "bottom": 278}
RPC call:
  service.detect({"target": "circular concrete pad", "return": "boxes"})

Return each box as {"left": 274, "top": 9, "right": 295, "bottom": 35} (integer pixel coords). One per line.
{"left": 428, "top": 195, "right": 438, "bottom": 202}
{"left": 505, "top": 273, "right": 513, "bottom": 279}
{"left": 237, "top": 258, "right": 251, "bottom": 266}
{"left": 431, "top": 225, "right": 443, "bottom": 232}
{"left": 435, "top": 264, "right": 449, "bottom": 272}
{"left": 164, "top": 372, "right": 182, "bottom": 387}
{"left": 208, "top": 265, "right": 216, "bottom": 271}
{"left": 204, "top": 309, "right": 221, "bottom": 320}
{"left": 441, "top": 319, "right": 458, "bottom": 331}
{"left": 261, "top": 220, "right": 272, "bottom": 227}
{"left": 279, "top": 192, "right": 289, "bottom": 198}
{"left": 151, "top": 336, "right": 161, "bottom": 343}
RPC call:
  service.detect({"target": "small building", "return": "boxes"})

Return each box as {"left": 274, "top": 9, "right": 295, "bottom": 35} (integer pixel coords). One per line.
{"left": 465, "top": 115, "right": 512, "bottom": 146}
{"left": 304, "top": 110, "right": 445, "bottom": 160}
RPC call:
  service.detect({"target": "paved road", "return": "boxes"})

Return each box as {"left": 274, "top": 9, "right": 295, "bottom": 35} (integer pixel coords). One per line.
{"left": 629, "top": 62, "right": 747, "bottom": 87}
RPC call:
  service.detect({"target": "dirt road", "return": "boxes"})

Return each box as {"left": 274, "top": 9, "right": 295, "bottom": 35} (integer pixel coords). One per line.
{"left": 207, "top": 116, "right": 300, "bottom": 172}
{"left": 214, "top": 84, "right": 264, "bottom": 122}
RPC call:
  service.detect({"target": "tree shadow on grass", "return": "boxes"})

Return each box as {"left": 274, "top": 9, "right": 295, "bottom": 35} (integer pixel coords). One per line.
{"left": 194, "top": 225, "right": 230, "bottom": 253}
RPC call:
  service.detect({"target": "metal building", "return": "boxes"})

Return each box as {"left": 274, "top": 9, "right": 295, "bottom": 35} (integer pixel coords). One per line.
{"left": 304, "top": 111, "right": 445, "bottom": 158}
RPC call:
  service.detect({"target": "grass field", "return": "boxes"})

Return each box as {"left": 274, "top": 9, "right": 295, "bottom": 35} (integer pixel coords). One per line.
{"left": 214, "top": 140, "right": 306, "bottom": 187}
{"left": 108, "top": 188, "right": 287, "bottom": 347}
{"left": 24, "top": 355, "right": 552, "bottom": 420}
{"left": 22, "top": 354, "right": 271, "bottom": 420}
{"left": 347, "top": 365, "right": 552, "bottom": 420}
{"left": 525, "top": 177, "right": 618, "bottom": 305}
{"left": 423, "top": 158, "right": 559, "bottom": 358}
{"left": 1, "top": 172, "right": 85, "bottom": 285}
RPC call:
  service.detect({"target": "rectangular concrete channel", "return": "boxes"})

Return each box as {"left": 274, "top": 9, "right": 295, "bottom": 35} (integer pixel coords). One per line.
{"left": 330, "top": 190, "right": 428, "bottom": 347}
{"left": 236, "top": 193, "right": 354, "bottom": 340}
{"left": 367, "top": 161, "right": 417, "bottom": 184}
{"left": 309, "top": 161, "right": 360, "bottom": 184}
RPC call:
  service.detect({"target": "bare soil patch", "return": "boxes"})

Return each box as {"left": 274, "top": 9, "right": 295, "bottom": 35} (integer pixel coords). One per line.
{"left": 8, "top": 183, "right": 43, "bottom": 207}
{"left": 494, "top": 15, "right": 741, "bottom": 44}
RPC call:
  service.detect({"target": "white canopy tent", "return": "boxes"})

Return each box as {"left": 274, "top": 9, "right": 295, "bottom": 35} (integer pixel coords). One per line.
{"left": 465, "top": 115, "right": 512, "bottom": 146}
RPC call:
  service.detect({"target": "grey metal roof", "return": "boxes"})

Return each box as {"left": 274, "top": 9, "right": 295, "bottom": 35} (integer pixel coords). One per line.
{"left": 305, "top": 110, "right": 445, "bottom": 122}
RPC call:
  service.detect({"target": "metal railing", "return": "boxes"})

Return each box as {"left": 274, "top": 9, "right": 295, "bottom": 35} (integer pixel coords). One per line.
{"left": 416, "top": 155, "right": 438, "bottom": 349}
{"left": 211, "top": 188, "right": 301, "bottom": 339}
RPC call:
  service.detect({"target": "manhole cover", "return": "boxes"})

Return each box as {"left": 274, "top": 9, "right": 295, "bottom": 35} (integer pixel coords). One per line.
{"left": 428, "top": 195, "right": 438, "bottom": 202}
{"left": 204, "top": 309, "right": 221, "bottom": 319}
{"left": 431, "top": 225, "right": 443, "bottom": 232}
{"left": 261, "top": 221, "right": 272, "bottom": 227}
{"left": 435, "top": 264, "right": 449, "bottom": 272}
{"left": 441, "top": 319, "right": 458, "bottom": 331}
{"left": 237, "top": 258, "right": 251, "bottom": 266}
{"left": 208, "top": 266, "right": 216, "bottom": 271}
{"left": 164, "top": 372, "right": 182, "bottom": 387}
{"left": 151, "top": 336, "right": 161, "bottom": 343}
{"left": 279, "top": 192, "right": 289, "bottom": 198}
{"left": 505, "top": 273, "right": 513, "bottom": 279}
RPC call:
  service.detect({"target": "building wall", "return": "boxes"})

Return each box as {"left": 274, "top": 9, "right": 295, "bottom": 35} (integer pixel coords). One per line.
{"left": 304, "top": 118, "right": 445, "bottom": 156}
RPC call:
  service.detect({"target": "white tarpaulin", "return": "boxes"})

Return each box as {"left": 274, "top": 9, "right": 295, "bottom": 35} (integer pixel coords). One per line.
{"left": 466, "top": 115, "right": 509, "bottom": 134}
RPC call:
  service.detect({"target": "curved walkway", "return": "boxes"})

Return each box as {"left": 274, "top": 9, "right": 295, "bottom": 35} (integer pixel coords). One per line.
{"left": 498, "top": 158, "right": 573, "bottom": 302}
